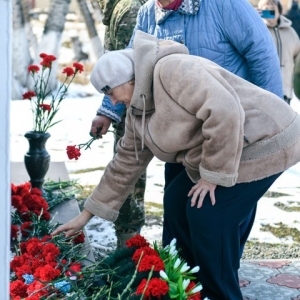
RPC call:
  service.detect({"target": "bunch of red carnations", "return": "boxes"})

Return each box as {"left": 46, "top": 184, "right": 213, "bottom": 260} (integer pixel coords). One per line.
{"left": 91, "top": 234, "right": 204, "bottom": 300}
{"left": 22, "top": 53, "right": 84, "bottom": 133}
{"left": 10, "top": 182, "right": 87, "bottom": 300}
{"left": 11, "top": 182, "right": 51, "bottom": 240}
{"left": 10, "top": 235, "right": 84, "bottom": 299}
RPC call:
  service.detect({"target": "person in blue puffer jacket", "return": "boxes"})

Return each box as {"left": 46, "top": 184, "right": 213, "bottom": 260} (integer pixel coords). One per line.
{"left": 90, "top": 0, "right": 283, "bottom": 259}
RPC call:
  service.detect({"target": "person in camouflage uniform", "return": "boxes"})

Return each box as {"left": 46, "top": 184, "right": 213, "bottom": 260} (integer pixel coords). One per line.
{"left": 98, "top": 0, "right": 147, "bottom": 248}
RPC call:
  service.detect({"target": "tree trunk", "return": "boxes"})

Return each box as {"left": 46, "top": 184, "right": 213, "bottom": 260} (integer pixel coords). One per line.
{"left": 21, "top": 0, "right": 38, "bottom": 59}
{"left": 76, "top": 0, "right": 103, "bottom": 61}
{"left": 90, "top": 0, "right": 104, "bottom": 23}
{"left": 37, "top": 0, "right": 71, "bottom": 92}
{"left": 12, "top": 0, "right": 32, "bottom": 99}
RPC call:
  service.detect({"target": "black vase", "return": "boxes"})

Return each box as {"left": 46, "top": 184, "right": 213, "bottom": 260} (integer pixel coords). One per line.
{"left": 24, "top": 131, "right": 51, "bottom": 190}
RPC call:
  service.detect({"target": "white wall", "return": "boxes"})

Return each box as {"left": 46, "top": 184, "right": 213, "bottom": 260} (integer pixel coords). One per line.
{"left": 0, "top": 0, "right": 11, "bottom": 298}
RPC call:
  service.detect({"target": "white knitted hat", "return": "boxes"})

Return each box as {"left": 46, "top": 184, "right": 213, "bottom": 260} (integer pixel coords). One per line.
{"left": 90, "top": 49, "right": 135, "bottom": 93}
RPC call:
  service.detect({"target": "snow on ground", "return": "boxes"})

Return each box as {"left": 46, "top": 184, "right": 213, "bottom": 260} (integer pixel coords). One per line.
{"left": 10, "top": 87, "right": 300, "bottom": 249}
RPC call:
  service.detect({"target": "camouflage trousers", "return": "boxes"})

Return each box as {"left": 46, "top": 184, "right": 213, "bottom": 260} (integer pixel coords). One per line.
{"left": 113, "top": 111, "right": 146, "bottom": 234}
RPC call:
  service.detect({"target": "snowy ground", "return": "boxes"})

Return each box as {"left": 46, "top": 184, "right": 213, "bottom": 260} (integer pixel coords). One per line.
{"left": 10, "top": 85, "right": 300, "bottom": 252}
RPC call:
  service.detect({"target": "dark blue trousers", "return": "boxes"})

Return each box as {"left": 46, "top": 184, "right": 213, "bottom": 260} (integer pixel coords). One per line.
{"left": 163, "top": 163, "right": 256, "bottom": 257}
{"left": 163, "top": 165, "right": 281, "bottom": 300}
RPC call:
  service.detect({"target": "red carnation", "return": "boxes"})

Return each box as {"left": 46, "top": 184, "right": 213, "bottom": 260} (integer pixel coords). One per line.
{"left": 41, "top": 210, "right": 51, "bottom": 221}
{"left": 31, "top": 257, "right": 46, "bottom": 270}
{"left": 73, "top": 62, "right": 84, "bottom": 73}
{"left": 25, "top": 194, "right": 48, "bottom": 212}
{"left": 34, "top": 264, "right": 60, "bottom": 281}
{"left": 42, "top": 243, "right": 60, "bottom": 257}
{"left": 30, "top": 187, "right": 42, "bottom": 196}
{"left": 18, "top": 204, "right": 29, "bottom": 216}
{"left": 47, "top": 54, "right": 56, "bottom": 61}
{"left": 15, "top": 265, "right": 32, "bottom": 279}
{"left": 126, "top": 234, "right": 150, "bottom": 248}
{"left": 11, "top": 182, "right": 31, "bottom": 196}
{"left": 39, "top": 104, "right": 51, "bottom": 112}
{"left": 20, "top": 221, "right": 33, "bottom": 237}
{"left": 28, "top": 65, "right": 40, "bottom": 74}
{"left": 10, "top": 256, "right": 25, "bottom": 272}
{"left": 132, "top": 246, "right": 159, "bottom": 264}
{"left": 11, "top": 225, "right": 19, "bottom": 239}
{"left": 41, "top": 235, "right": 52, "bottom": 242}
{"left": 21, "top": 237, "right": 40, "bottom": 250}
{"left": 136, "top": 278, "right": 169, "bottom": 299}
{"left": 66, "top": 145, "right": 81, "bottom": 160}
{"left": 138, "top": 255, "right": 165, "bottom": 272}
{"left": 187, "top": 281, "right": 202, "bottom": 300}
{"left": 27, "top": 280, "right": 48, "bottom": 298}
{"left": 11, "top": 195, "right": 23, "bottom": 210}
{"left": 40, "top": 54, "right": 56, "bottom": 68}
{"left": 70, "top": 263, "right": 82, "bottom": 272}
{"left": 65, "top": 262, "right": 82, "bottom": 276}
{"left": 62, "top": 66, "right": 75, "bottom": 77}
{"left": 22, "top": 91, "right": 36, "bottom": 100}
{"left": 72, "top": 231, "right": 85, "bottom": 244}
{"left": 26, "top": 240, "right": 43, "bottom": 256}
{"left": 26, "top": 295, "right": 40, "bottom": 300}
{"left": 10, "top": 280, "right": 28, "bottom": 298}
{"left": 11, "top": 183, "right": 18, "bottom": 195}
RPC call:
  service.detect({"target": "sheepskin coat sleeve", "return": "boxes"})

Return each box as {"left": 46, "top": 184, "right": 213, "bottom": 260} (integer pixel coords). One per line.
{"left": 84, "top": 114, "right": 153, "bottom": 222}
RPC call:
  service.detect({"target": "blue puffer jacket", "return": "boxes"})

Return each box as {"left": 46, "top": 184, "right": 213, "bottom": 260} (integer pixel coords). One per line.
{"left": 98, "top": 0, "right": 283, "bottom": 122}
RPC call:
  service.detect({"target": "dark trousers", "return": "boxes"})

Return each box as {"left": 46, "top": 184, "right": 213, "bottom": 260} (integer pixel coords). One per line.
{"left": 284, "top": 95, "right": 291, "bottom": 105}
{"left": 163, "top": 163, "right": 256, "bottom": 257}
{"left": 163, "top": 165, "right": 281, "bottom": 300}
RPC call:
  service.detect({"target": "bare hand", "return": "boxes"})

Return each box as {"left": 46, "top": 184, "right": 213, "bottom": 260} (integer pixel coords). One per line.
{"left": 188, "top": 178, "right": 217, "bottom": 208}
{"left": 52, "top": 209, "right": 94, "bottom": 238}
{"left": 90, "top": 115, "right": 112, "bottom": 138}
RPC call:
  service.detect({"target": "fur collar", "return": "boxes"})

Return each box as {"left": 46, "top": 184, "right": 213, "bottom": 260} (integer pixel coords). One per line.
{"left": 130, "top": 30, "right": 189, "bottom": 115}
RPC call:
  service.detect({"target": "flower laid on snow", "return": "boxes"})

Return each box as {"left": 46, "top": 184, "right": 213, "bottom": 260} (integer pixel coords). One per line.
{"left": 22, "top": 53, "right": 84, "bottom": 133}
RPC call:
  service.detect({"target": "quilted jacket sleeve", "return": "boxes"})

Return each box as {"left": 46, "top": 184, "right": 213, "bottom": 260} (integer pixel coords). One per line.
{"left": 221, "top": 0, "right": 283, "bottom": 98}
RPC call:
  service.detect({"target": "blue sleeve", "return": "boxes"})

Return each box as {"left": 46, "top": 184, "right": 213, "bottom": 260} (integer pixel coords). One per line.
{"left": 222, "top": 0, "right": 283, "bottom": 98}
{"left": 128, "top": 3, "right": 151, "bottom": 47}
{"left": 97, "top": 95, "right": 125, "bottom": 123}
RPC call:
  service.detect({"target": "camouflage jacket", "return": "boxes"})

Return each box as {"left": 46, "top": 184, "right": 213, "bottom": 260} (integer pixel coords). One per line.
{"left": 98, "top": 0, "right": 147, "bottom": 50}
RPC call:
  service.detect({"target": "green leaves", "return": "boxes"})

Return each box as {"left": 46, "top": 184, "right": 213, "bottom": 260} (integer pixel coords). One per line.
{"left": 157, "top": 239, "right": 202, "bottom": 299}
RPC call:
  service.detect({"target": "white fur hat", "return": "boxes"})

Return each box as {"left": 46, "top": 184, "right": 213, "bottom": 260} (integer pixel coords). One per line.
{"left": 90, "top": 49, "right": 135, "bottom": 93}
